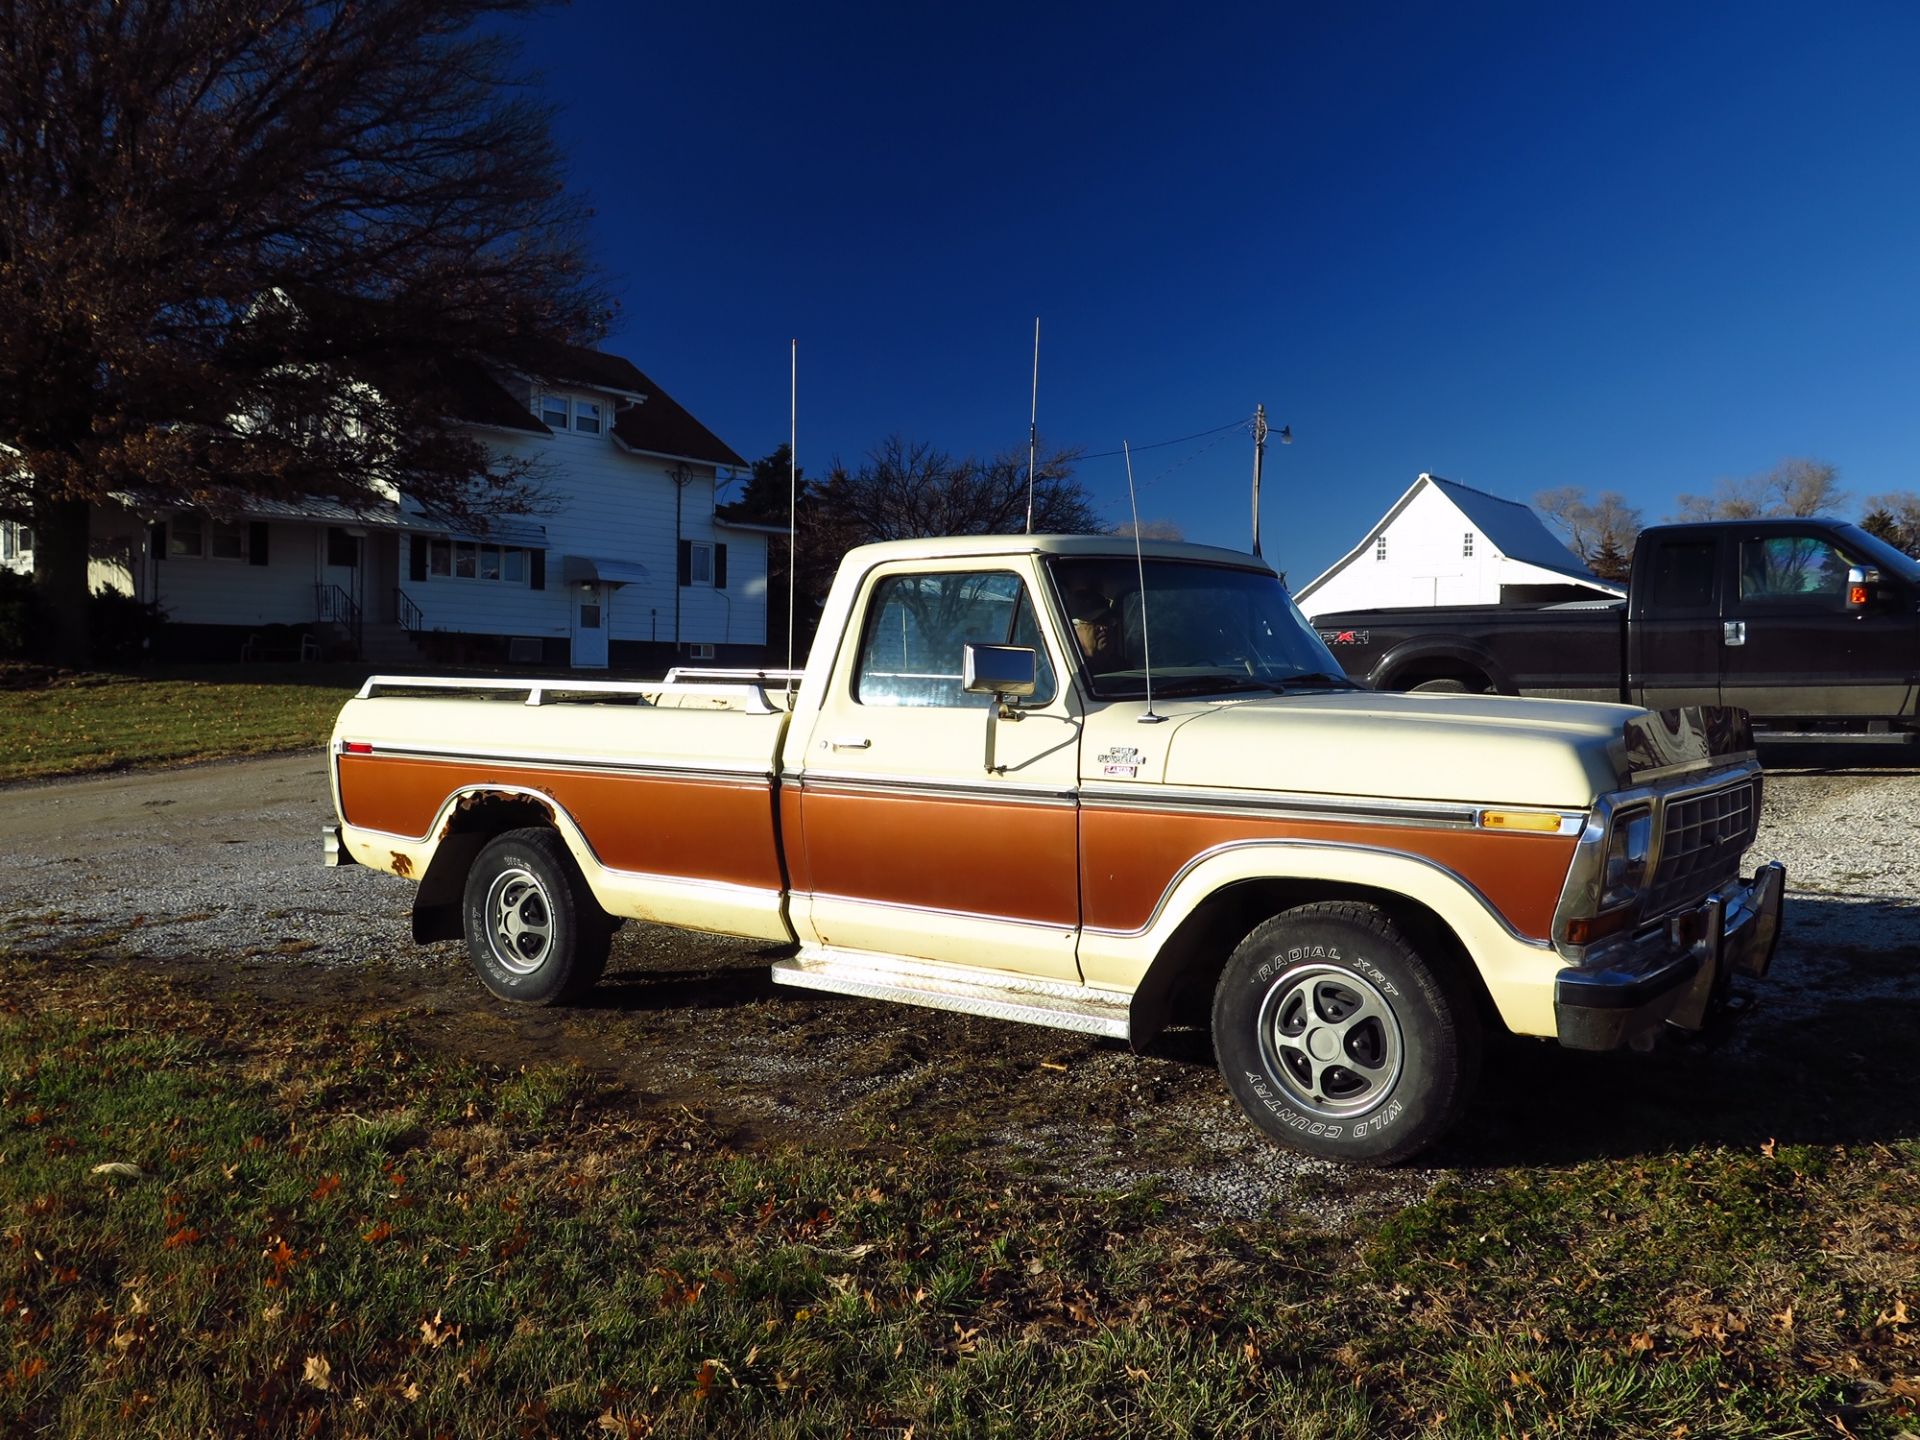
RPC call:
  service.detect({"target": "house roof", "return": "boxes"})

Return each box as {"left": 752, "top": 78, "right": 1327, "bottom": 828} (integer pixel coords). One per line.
{"left": 442, "top": 342, "right": 748, "bottom": 469}
{"left": 1294, "top": 473, "right": 1623, "bottom": 603}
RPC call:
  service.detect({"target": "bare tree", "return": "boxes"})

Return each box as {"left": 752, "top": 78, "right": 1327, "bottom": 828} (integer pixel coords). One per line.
{"left": 1534, "top": 486, "right": 1642, "bottom": 571}
{"left": 820, "top": 437, "right": 1101, "bottom": 543}
{"left": 0, "top": 0, "right": 607, "bottom": 661}
{"left": 1862, "top": 490, "right": 1920, "bottom": 557}
{"left": 1673, "top": 459, "right": 1846, "bottom": 523}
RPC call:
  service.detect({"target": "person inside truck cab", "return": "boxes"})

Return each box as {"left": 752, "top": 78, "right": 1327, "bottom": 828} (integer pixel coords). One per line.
{"left": 1067, "top": 584, "right": 1123, "bottom": 669}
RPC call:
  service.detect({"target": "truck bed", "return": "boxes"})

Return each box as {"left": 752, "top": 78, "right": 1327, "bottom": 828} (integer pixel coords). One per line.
{"left": 1311, "top": 600, "right": 1627, "bottom": 702}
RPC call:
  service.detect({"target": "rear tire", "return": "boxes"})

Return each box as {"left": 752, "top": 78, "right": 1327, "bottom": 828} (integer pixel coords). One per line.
{"left": 1212, "top": 902, "right": 1479, "bottom": 1165}
{"left": 462, "top": 827, "right": 612, "bottom": 1006}
{"left": 1409, "top": 677, "right": 1475, "bottom": 694}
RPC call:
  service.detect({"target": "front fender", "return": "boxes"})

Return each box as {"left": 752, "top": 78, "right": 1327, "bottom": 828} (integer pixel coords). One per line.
{"left": 1077, "top": 839, "right": 1565, "bottom": 1040}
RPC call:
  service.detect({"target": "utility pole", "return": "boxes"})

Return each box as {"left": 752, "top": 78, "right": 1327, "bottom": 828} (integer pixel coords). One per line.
{"left": 1249, "top": 405, "right": 1291, "bottom": 559}
{"left": 1250, "top": 405, "right": 1268, "bottom": 557}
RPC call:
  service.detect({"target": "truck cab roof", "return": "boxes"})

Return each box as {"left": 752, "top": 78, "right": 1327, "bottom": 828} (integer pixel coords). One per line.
{"left": 840, "top": 533, "right": 1277, "bottom": 572}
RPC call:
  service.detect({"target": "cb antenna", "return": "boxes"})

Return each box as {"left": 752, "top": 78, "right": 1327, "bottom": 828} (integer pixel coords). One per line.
{"left": 1024, "top": 317, "right": 1040, "bottom": 534}
{"left": 1123, "top": 440, "right": 1167, "bottom": 725}
{"left": 785, "top": 339, "right": 797, "bottom": 699}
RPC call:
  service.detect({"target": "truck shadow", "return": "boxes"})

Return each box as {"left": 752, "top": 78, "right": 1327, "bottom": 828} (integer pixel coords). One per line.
{"left": 1438, "top": 891, "right": 1920, "bottom": 1167}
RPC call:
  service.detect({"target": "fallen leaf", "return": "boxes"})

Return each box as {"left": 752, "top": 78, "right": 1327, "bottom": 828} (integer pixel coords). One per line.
{"left": 303, "top": 1354, "right": 331, "bottom": 1392}
{"left": 90, "top": 1162, "right": 144, "bottom": 1180}
{"left": 1761, "top": 1138, "right": 1778, "bottom": 1159}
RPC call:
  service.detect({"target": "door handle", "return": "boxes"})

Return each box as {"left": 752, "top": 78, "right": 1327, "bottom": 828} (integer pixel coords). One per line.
{"left": 825, "top": 735, "right": 872, "bottom": 750}
{"left": 1723, "top": 620, "right": 1747, "bottom": 647}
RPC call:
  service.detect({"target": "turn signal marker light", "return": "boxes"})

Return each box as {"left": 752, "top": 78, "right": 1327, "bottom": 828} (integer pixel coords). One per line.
{"left": 1480, "top": 810, "right": 1562, "bottom": 833}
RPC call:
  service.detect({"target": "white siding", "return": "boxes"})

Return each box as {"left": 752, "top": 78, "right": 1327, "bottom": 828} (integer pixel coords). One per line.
{"left": 1305, "top": 484, "right": 1503, "bottom": 614}
{"left": 402, "top": 421, "right": 769, "bottom": 650}
{"left": 151, "top": 522, "right": 326, "bottom": 626}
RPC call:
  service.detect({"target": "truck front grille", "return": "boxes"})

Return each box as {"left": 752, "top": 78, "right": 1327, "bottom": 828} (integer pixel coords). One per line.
{"left": 1646, "top": 779, "right": 1759, "bottom": 916}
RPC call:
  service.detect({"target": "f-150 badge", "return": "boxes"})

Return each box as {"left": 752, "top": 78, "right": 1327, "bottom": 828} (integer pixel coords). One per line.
{"left": 1097, "top": 745, "right": 1143, "bottom": 778}
{"left": 1318, "top": 628, "right": 1369, "bottom": 645}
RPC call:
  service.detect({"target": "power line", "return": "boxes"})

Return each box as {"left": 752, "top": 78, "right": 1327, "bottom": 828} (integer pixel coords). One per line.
{"left": 1076, "top": 415, "right": 1250, "bottom": 462}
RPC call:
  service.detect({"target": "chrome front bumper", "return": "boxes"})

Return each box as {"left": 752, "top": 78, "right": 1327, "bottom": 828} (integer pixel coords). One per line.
{"left": 1554, "top": 861, "right": 1785, "bottom": 1051}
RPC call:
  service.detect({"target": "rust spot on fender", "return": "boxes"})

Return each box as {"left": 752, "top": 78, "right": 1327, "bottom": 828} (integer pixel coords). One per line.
{"left": 391, "top": 851, "right": 414, "bottom": 878}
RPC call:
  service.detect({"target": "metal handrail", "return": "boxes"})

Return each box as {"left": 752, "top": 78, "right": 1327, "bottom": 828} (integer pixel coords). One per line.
{"left": 315, "top": 583, "right": 362, "bottom": 655}
{"left": 394, "top": 587, "right": 424, "bottom": 633}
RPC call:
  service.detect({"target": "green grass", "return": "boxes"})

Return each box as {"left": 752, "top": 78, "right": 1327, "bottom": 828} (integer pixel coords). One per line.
{"left": 0, "top": 665, "right": 360, "bottom": 781}
{"left": 1, "top": 956, "right": 1914, "bottom": 1437}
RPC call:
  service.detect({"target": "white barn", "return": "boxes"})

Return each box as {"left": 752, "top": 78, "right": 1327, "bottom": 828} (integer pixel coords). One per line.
{"left": 1295, "top": 473, "right": 1623, "bottom": 617}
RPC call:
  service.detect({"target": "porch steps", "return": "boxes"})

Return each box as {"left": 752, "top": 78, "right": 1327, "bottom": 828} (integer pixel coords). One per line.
{"left": 357, "top": 621, "right": 428, "bottom": 668}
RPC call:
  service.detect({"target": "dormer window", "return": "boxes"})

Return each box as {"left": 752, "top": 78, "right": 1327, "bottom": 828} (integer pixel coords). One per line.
{"left": 536, "top": 393, "right": 604, "bottom": 435}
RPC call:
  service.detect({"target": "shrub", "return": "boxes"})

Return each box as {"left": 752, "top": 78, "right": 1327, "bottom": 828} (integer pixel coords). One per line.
{"left": 0, "top": 571, "right": 46, "bottom": 659}
{"left": 88, "top": 588, "right": 166, "bottom": 664}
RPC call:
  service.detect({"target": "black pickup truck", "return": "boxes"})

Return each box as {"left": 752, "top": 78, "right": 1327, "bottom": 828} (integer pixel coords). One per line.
{"left": 1310, "top": 517, "right": 1920, "bottom": 737}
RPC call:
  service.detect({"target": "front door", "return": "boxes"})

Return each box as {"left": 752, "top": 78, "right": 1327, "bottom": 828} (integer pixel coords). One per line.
{"left": 794, "top": 562, "right": 1084, "bottom": 980}
{"left": 324, "top": 527, "right": 362, "bottom": 615}
{"left": 570, "top": 583, "right": 609, "bottom": 668}
{"left": 1720, "top": 528, "right": 1918, "bottom": 720}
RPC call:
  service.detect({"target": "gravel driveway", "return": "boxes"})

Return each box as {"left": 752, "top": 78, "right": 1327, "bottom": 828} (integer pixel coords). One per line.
{"left": 4, "top": 747, "right": 1917, "bottom": 1222}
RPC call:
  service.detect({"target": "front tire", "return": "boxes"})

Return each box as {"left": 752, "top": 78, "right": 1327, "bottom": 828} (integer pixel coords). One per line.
{"left": 1212, "top": 902, "right": 1479, "bottom": 1165}
{"left": 462, "top": 827, "right": 611, "bottom": 1005}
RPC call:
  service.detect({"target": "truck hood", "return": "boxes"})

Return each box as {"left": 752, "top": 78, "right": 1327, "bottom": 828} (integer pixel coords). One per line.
{"left": 1085, "top": 690, "right": 1637, "bottom": 809}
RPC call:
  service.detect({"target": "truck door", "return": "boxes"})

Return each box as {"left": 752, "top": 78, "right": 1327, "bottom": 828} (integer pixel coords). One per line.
{"left": 793, "top": 561, "right": 1085, "bottom": 980}
{"left": 1628, "top": 531, "right": 1724, "bottom": 709}
{"left": 1719, "top": 527, "right": 1917, "bottom": 720}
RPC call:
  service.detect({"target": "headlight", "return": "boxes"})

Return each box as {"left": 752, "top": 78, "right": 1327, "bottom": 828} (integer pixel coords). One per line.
{"left": 1600, "top": 808, "right": 1654, "bottom": 910}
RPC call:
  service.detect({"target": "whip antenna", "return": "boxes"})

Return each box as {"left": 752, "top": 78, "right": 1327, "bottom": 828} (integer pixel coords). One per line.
{"left": 786, "top": 339, "right": 797, "bottom": 698}
{"left": 1025, "top": 318, "right": 1040, "bottom": 534}
{"left": 1123, "top": 441, "right": 1167, "bottom": 724}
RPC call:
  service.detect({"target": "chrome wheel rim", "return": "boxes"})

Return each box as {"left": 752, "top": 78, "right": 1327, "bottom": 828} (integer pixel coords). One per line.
{"left": 485, "top": 867, "right": 553, "bottom": 975}
{"left": 1255, "top": 964, "right": 1404, "bottom": 1119}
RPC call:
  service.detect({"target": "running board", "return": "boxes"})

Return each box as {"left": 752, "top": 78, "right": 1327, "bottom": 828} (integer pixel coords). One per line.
{"left": 771, "top": 947, "right": 1132, "bottom": 1040}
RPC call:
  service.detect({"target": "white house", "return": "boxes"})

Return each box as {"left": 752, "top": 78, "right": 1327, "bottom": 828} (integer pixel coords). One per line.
{"left": 1295, "top": 473, "right": 1623, "bottom": 617}
{"left": 60, "top": 344, "right": 773, "bottom": 670}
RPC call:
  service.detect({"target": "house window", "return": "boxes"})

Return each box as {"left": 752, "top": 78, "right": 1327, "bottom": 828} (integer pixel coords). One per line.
{"left": 689, "top": 541, "right": 713, "bottom": 586}
{"left": 0, "top": 521, "right": 30, "bottom": 564}
{"left": 573, "top": 400, "right": 602, "bottom": 435}
{"left": 169, "top": 514, "right": 206, "bottom": 558}
{"left": 539, "top": 394, "right": 569, "bottom": 429}
{"left": 429, "top": 540, "right": 531, "bottom": 584}
{"left": 210, "top": 520, "right": 248, "bottom": 561}
{"left": 1375, "top": 535, "right": 1388, "bottom": 562}
{"left": 1463, "top": 532, "right": 1475, "bottom": 558}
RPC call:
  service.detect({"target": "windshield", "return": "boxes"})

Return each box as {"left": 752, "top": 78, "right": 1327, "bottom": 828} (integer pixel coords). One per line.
{"left": 1046, "top": 555, "right": 1359, "bottom": 699}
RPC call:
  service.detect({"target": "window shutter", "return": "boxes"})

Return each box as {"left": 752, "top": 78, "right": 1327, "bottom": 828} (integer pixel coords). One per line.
{"left": 410, "top": 536, "right": 428, "bottom": 583}
{"left": 714, "top": 543, "right": 728, "bottom": 590}
{"left": 530, "top": 549, "right": 545, "bottom": 591}
{"left": 150, "top": 522, "right": 166, "bottom": 560}
{"left": 249, "top": 522, "right": 269, "bottom": 566}
{"left": 677, "top": 539, "right": 692, "bottom": 587}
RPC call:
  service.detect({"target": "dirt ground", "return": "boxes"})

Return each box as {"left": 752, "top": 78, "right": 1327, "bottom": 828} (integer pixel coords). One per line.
{"left": 3, "top": 746, "right": 1918, "bottom": 1225}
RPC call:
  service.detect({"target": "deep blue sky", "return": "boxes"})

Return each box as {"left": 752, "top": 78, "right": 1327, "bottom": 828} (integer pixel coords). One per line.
{"left": 513, "top": 2, "right": 1920, "bottom": 584}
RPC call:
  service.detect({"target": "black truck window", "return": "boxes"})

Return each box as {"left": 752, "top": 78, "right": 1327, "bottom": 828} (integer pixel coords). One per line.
{"left": 1738, "top": 535, "right": 1852, "bottom": 607}
{"left": 1645, "top": 538, "right": 1717, "bottom": 613}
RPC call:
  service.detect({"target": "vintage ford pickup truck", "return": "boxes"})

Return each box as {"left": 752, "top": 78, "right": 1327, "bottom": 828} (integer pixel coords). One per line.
{"left": 325, "top": 535, "right": 1784, "bottom": 1164}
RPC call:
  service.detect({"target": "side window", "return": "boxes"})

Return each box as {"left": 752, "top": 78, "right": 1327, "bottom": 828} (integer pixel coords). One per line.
{"left": 1738, "top": 535, "right": 1852, "bottom": 607}
{"left": 855, "top": 571, "right": 1057, "bottom": 708}
{"left": 1645, "top": 539, "right": 1716, "bottom": 614}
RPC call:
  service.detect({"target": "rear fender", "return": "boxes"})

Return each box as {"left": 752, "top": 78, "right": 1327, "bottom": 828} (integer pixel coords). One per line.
{"left": 1371, "top": 636, "right": 1513, "bottom": 694}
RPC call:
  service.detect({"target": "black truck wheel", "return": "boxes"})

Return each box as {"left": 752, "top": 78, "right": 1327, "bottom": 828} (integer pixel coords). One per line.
{"left": 1212, "top": 902, "right": 1480, "bottom": 1165}
{"left": 462, "top": 827, "right": 611, "bottom": 1005}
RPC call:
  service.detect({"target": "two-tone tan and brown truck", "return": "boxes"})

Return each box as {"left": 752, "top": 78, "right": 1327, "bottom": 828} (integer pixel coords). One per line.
{"left": 325, "top": 535, "right": 1784, "bottom": 1164}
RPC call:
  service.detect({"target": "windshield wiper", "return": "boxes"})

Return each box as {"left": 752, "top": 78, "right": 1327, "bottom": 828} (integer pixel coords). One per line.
{"left": 1130, "top": 675, "right": 1274, "bottom": 698}
{"left": 1265, "top": 672, "right": 1363, "bottom": 691}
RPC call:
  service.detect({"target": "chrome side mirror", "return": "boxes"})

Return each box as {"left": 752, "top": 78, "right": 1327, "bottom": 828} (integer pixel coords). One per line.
{"left": 964, "top": 643, "right": 1038, "bottom": 773}
{"left": 963, "top": 643, "right": 1038, "bottom": 698}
